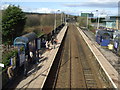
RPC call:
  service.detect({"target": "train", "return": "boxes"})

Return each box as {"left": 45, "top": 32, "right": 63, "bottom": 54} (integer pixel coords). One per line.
{"left": 14, "top": 32, "right": 37, "bottom": 66}
{"left": 13, "top": 24, "right": 65, "bottom": 72}
{"left": 95, "top": 28, "right": 120, "bottom": 56}
{"left": 2, "top": 23, "right": 65, "bottom": 88}
{"left": 96, "top": 29, "right": 114, "bottom": 46}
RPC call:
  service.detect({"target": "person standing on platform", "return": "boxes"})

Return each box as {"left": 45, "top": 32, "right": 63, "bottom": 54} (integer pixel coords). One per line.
{"left": 47, "top": 41, "right": 51, "bottom": 50}
{"left": 24, "top": 55, "right": 28, "bottom": 77}
{"left": 53, "top": 39, "right": 56, "bottom": 49}
{"left": 29, "top": 51, "right": 33, "bottom": 63}
{"left": 35, "top": 50, "right": 39, "bottom": 64}
{"left": 7, "top": 65, "right": 14, "bottom": 81}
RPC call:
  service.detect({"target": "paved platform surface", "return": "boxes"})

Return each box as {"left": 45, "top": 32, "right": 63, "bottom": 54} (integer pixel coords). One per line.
{"left": 77, "top": 27, "right": 119, "bottom": 88}
{"left": 15, "top": 25, "right": 68, "bottom": 89}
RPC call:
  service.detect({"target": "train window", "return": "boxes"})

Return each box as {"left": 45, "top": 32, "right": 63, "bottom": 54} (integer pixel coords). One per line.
{"left": 102, "top": 33, "right": 110, "bottom": 40}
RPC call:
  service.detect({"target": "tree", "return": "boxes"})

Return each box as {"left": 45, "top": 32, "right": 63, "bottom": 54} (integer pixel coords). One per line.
{"left": 2, "top": 5, "right": 26, "bottom": 45}
{"left": 74, "top": 16, "right": 78, "bottom": 22}
{"left": 77, "top": 17, "right": 87, "bottom": 27}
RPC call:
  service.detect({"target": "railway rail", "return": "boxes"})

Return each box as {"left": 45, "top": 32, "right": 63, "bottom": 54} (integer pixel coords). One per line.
{"left": 43, "top": 24, "right": 114, "bottom": 89}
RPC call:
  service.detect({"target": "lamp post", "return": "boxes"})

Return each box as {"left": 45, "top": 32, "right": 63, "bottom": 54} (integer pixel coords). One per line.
{"left": 64, "top": 13, "right": 66, "bottom": 24}
{"left": 96, "top": 10, "right": 100, "bottom": 29}
{"left": 61, "top": 12, "right": 63, "bottom": 25}
{"left": 86, "top": 13, "right": 89, "bottom": 29}
{"left": 97, "top": 15, "right": 100, "bottom": 29}
{"left": 54, "top": 10, "right": 60, "bottom": 34}
{"left": 54, "top": 11, "right": 57, "bottom": 34}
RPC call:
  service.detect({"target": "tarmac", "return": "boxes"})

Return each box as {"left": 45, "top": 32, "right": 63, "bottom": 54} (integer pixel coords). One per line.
{"left": 14, "top": 25, "right": 68, "bottom": 89}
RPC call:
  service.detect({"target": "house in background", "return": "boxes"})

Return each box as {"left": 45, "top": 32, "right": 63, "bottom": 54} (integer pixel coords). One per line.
{"left": 81, "top": 13, "right": 94, "bottom": 18}
{"left": 102, "top": 16, "right": 120, "bottom": 29}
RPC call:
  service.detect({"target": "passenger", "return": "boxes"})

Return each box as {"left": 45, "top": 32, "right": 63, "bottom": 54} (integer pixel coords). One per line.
{"left": 55, "top": 38, "right": 58, "bottom": 45}
{"left": 51, "top": 36, "right": 54, "bottom": 45}
{"left": 47, "top": 41, "right": 50, "bottom": 50}
{"left": 44, "top": 40, "right": 47, "bottom": 48}
{"left": 36, "top": 50, "right": 38, "bottom": 58}
{"left": 30, "top": 51, "right": 33, "bottom": 58}
{"left": 53, "top": 39, "right": 56, "bottom": 49}
{"left": 38, "top": 50, "right": 42, "bottom": 59}
{"left": 24, "top": 56, "right": 28, "bottom": 76}
{"left": 35, "top": 50, "right": 39, "bottom": 64}
{"left": 29, "top": 51, "right": 34, "bottom": 63}
{"left": 114, "top": 41, "right": 118, "bottom": 52}
{"left": 7, "top": 65, "right": 14, "bottom": 80}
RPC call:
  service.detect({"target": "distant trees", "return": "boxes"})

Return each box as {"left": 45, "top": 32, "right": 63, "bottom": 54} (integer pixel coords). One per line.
{"left": 25, "top": 14, "right": 40, "bottom": 27}
{"left": 25, "top": 14, "right": 62, "bottom": 27}
{"left": 2, "top": 5, "right": 26, "bottom": 45}
{"left": 74, "top": 16, "right": 78, "bottom": 22}
{"left": 40, "top": 14, "right": 55, "bottom": 26}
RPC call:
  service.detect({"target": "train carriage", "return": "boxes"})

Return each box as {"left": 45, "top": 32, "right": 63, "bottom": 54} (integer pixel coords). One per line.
{"left": 14, "top": 32, "right": 37, "bottom": 66}
{"left": 96, "top": 30, "right": 114, "bottom": 46}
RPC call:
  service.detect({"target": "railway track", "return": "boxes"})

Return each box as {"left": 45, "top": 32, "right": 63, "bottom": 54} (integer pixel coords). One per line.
{"left": 43, "top": 23, "right": 108, "bottom": 89}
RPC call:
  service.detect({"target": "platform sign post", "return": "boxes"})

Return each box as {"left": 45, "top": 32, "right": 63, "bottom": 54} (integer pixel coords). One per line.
{"left": 37, "top": 38, "right": 41, "bottom": 50}
{"left": 0, "top": 7, "right": 2, "bottom": 90}
{"left": 118, "top": 1, "right": 120, "bottom": 89}
{"left": 0, "top": 63, "right": 4, "bottom": 68}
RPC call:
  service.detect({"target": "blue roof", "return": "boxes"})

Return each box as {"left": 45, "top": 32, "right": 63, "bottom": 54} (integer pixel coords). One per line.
{"left": 14, "top": 32, "right": 37, "bottom": 46}
{"left": 97, "top": 30, "right": 114, "bottom": 37}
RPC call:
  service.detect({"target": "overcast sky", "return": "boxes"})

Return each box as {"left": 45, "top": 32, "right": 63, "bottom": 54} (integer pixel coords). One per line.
{"left": 1, "top": 0, "right": 120, "bottom": 17}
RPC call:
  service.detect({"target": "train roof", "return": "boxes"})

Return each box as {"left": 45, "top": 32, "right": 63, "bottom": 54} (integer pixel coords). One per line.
{"left": 14, "top": 32, "right": 37, "bottom": 45}
{"left": 97, "top": 30, "right": 114, "bottom": 36}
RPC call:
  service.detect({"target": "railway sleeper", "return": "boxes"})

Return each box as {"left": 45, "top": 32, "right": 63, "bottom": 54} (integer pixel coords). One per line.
{"left": 86, "top": 79, "right": 94, "bottom": 81}
{"left": 82, "top": 66, "right": 90, "bottom": 69}
{"left": 87, "top": 84, "right": 97, "bottom": 87}
{"left": 87, "top": 83, "right": 97, "bottom": 86}
{"left": 84, "top": 75, "right": 94, "bottom": 79}
{"left": 84, "top": 75, "right": 95, "bottom": 80}
{"left": 86, "top": 80, "right": 96, "bottom": 84}
{"left": 84, "top": 71, "right": 92, "bottom": 73}
{"left": 81, "top": 61, "right": 89, "bottom": 64}
{"left": 84, "top": 73, "right": 93, "bottom": 76}
{"left": 87, "top": 86, "right": 97, "bottom": 88}
{"left": 84, "top": 70, "right": 93, "bottom": 74}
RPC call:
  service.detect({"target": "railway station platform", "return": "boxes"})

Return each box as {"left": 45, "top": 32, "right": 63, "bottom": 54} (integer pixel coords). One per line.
{"left": 13, "top": 25, "right": 68, "bottom": 89}
{"left": 77, "top": 27, "right": 119, "bottom": 89}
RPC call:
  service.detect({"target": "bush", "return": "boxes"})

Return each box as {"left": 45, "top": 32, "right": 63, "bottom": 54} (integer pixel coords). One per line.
{"left": 88, "top": 25, "right": 96, "bottom": 34}
{"left": 40, "top": 14, "right": 54, "bottom": 26}
{"left": 77, "top": 17, "right": 87, "bottom": 27}
{"left": 33, "top": 27, "right": 44, "bottom": 37}
{"left": 77, "top": 16, "right": 91, "bottom": 28}
{"left": 2, "top": 48, "right": 18, "bottom": 69}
